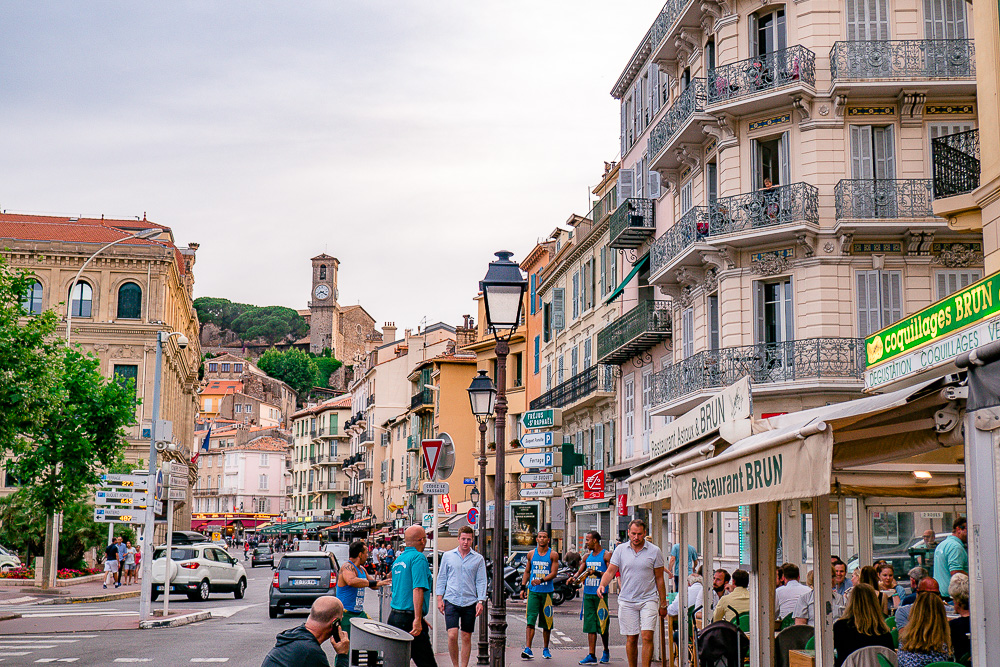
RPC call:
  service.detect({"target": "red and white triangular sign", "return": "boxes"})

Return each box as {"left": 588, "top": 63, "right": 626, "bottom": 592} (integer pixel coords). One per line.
{"left": 422, "top": 439, "right": 444, "bottom": 480}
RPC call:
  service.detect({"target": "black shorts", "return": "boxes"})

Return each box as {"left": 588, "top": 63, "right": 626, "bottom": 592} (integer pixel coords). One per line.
{"left": 444, "top": 600, "right": 477, "bottom": 632}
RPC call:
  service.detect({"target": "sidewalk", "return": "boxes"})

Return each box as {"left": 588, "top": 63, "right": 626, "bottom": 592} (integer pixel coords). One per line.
{"left": 440, "top": 646, "right": 666, "bottom": 666}
{"left": 0, "top": 578, "right": 142, "bottom": 604}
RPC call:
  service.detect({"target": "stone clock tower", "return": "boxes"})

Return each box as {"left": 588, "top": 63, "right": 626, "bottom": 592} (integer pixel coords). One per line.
{"left": 309, "top": 254, "right": 340, "bottom": 355}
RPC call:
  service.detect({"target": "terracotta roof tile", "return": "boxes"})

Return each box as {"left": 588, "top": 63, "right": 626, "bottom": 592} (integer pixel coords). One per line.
{"left": 202, "top": 380, "right": 243, "bottom": 395}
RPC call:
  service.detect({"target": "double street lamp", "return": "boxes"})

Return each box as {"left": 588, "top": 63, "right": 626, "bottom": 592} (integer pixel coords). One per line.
{"left": 467, "top": 369, "right": 496, "bottom": 666}
{"left": 475, "top": 251, "right": 528, "bottom": 667}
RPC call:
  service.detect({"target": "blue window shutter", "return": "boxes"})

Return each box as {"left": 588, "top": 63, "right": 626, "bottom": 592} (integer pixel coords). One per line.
{"left": 530, "top": 274, "right": 537, "bottom": 315}
{"left": 534, "top": 336, "right": 540, "bottom": 374}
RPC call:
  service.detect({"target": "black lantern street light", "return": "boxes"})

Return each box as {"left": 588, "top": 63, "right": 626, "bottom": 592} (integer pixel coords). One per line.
{"left": 478, "top": 251, "right": 528, "bottom": 667}
{"left": 467, "top": 369, "right": 497, "bottom": 666}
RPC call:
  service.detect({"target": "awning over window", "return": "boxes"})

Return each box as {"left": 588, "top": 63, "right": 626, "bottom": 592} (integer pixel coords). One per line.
{"left": 604, "top": 253, "right": 649, "bottom": 304}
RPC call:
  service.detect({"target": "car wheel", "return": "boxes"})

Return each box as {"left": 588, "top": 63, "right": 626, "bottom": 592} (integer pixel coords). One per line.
{"left": 268, "top": 606, "right": 279, "bottom": 619}
{"left": 196, "top": 579, "right": 211, "bottom": 602}
{"left": 234, "top": 578, "right": 246, "bottom": 599}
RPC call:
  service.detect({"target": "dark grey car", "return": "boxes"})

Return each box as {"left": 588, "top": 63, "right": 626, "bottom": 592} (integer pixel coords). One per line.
{"left": 268, "top": 551, "right": 339, "bottom": 618}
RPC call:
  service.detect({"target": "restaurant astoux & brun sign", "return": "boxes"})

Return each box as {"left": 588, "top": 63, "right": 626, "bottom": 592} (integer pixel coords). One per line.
{"left": 865, "top": 272, "right": 1000, "bottom": 389}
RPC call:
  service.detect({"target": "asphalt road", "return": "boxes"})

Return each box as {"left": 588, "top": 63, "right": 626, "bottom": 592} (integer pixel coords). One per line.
{"left": 0, "top": 550, "right": 630, "bottom": 666}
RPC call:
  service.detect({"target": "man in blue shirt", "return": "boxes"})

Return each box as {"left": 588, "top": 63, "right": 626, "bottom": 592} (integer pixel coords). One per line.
{"left": 436, "top": 526, "right": 486, "bottom": 667}
{"left": 114, "top": 536, "right": 127, "bottom": 587}
{"left": 389, "top": 525, "right": 437, "bottom": 667}
{"left": 933, "top": 517, "right": 968, "bottom": 595}
{"left": 666, "top": 543, "right": 698, "bottom": 592}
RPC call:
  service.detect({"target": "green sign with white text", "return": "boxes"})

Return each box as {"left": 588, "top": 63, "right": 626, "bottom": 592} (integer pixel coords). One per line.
{"left": 865, "top": 272, "right": 1000, "bottom": 368}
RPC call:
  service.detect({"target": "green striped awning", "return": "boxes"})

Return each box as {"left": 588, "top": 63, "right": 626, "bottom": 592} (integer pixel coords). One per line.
{"left": 604, "top": 252, "right": 649, "bottom": 304}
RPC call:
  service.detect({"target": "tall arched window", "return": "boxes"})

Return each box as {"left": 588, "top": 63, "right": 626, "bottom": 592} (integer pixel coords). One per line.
{"left": 319, "top": 264, "right": 327, "bottom": 280}
{"left": 117, "top": 282, "right": 142, "bottom": 319}
{"left": 22, "top": 281, "right": 43, "bottom": 315}
{"left": 70, "top": 282, "right": 93, "bottom": 318}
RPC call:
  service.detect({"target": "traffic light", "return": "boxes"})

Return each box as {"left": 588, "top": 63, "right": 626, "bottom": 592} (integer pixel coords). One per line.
{"left": 560, "top": 443, "right": 585, "bottom": 476}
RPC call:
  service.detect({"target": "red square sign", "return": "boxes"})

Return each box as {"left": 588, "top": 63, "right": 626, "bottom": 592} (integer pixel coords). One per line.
{"left": 583, "top": 469, "right": 604, "bottom": 499}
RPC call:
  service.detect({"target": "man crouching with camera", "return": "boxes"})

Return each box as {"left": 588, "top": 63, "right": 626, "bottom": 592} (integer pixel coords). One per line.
{"left": 261, "top": 596, "right": 351, "bottom": 667}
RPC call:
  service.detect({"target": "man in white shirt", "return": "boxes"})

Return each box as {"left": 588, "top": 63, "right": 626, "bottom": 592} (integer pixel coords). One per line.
{"left": 666, "top": 573, "right": 703, "bottom": 619}
{"left": 597, "top": 520, "right": 666, "bottom": 667}
{"left": 775, "top": 563, "right": 809, "bottom": 620}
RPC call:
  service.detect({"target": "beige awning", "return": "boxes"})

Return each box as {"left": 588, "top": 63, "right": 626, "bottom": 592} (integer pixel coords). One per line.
{"left": 625, "top": 436, "right": 725, "bottom": 507}
{"left": 668, "top": 377, "right": 965, "bottom": 514}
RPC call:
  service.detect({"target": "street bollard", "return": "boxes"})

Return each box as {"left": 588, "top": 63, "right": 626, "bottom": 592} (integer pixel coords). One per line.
{"left": 349, "top": 617, "right": 413, "bottom": 667}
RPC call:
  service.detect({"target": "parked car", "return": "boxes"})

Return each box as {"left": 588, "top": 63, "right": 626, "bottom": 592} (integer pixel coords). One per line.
{"left": 169, "top": 531, "right": 213, "bottom": 546}
{"left": 321, "top": 542, "right": 350, "bottom": 566}
{"left": 150, "top": 544, "right": 247, "bottom": 602}
{"left": 269, "top": 551, "right": 338, "bottom": 618}
{"left": 0, "top": 545, "right": 21, "bottom": 572}
{"left": 251, "top": 546, "right": 274, "bottom": 568}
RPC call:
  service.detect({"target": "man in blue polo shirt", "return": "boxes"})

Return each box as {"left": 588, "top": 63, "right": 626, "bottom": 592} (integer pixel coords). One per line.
{"left": 933, "top": 516, "right": 968, "bottom": 595}
{"left": 389, "top": 525, "right": 437, "bottom": 667}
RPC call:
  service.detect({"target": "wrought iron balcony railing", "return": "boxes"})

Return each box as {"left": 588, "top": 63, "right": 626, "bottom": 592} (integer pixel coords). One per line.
{"left": 357, "top": 430, "right": 374, "bottom": 446}
{"left": 410, "top": 388, "right": 434, "bottom": 410}
{"left": 650, "top": 206, "right": 710, "bottom": 276}
{"left": 609, "top": 198, "right": 656, "bottom": 249}
{"left": 933, "top": 129, "right": 980, "bottom": 198}
{"left": 652, "top": 338, "right": 864, "bottom": 407}
{"left": 530, "top": 364, "right": 615, "bottom": 411}
{"left": 830, "top": 39, "right": 975, "bottom": 80}
{"left": 649, "top": 0, "right": 694, "bottom": 50}
{"left": 648, "top": 78, "right": 707, "bottom": 160}
{"left": 834, "top": 179, "right": 937, "bottom": 219}
{"left": 587, "top": 186, "right": 618, "bottom": 225}
{"left": 707, "top": 45, "right": 815, "bottom": 105}
{"left": 711, "top": 182, "right": 819, "bottom": 233}
{"left": 597, "top": 300, "right": 672, "bottom": 366}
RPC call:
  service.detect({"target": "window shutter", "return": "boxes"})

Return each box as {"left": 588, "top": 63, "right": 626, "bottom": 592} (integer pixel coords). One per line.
{"left": 873, "top": 0, "right": 890, "bottom": 39}
{"left": 751, "top": 139, "right": 761, "bottom": 190}
{"left": 881, "top": 270, "right": 903, "bottom": 327}
{"left": 530, "top": 274, "right": 537, "bottom": 315}
{"left": 584, "top": 338, "right": 592, "bottom": 368}
{"left": 600, "top": 246, "right": 607, "bottom": 295}
{"left": 754, "top": 281, "right": 766, "bottom": 343}
{"left": 533, "top": 336, "right": 540, "bottom": 374}
{"left": 874, "top": 126, "right": 896, "bottom": 179}
{"left": 846, "top": 0, "right": 860, "bottom": 40}
{"left": 683, "top": 308, "right": 695, "bottom": 358}
{"left": 851, "top": 125, "right": 874, "bottom": 179}
{"left": 649, "top": 63, "right": 660, "bottom": 114}
{"left": 648, "top": 171, "right": 662, "bottom": 199}
{"left": 571, "top": 346, "right": 579, "bottom": 377}
{"left": 619, "top": 168, "right": 635, "bottom": 200}
{"left": 621, "top": 102, "right": 627, "bottom": 156}
{"left": 937, "top": 270, "right": 982, "bottom": 299}
{"left": 572, "top": 272, "right": 580, "bottom": 320}
{"left": 857, "top": 270, "right": 880, "bottom": 338}
{"left": 595, "top": 423, "right": 604, "bottom": 469}
{"left": 709, "top": 295, "right": 720, "bottom": 350}
{"left": 780, "top": 131, "right": 791, "bottom": 185}
{"left": 553, "top": 288, "right": 565, "bottom": 330}
{"left": 681, "top": 180, "right": 693, "bottom": 213}
{"left": 636, "top": 156, "right": 645, "bottom": 198}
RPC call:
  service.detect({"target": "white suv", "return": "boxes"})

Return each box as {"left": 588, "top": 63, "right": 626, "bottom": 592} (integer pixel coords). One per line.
{"left": 0, "top": 545, "right": 21, "bottom": 572}
{"left": 151, "top": 543, "right": 247, "bottom": 601}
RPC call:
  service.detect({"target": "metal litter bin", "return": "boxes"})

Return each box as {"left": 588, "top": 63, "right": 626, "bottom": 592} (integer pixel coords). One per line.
{"left": 349, "top": 617, "right": 413, "bottom": 667}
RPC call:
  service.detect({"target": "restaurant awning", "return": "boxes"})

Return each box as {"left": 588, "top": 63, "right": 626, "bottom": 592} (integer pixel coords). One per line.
{"left": 260, "top": 521, "right": 304, "bottom": 535}
{"left": 604, "top": 253, "right": 649, "bottom": 304}
{"left": 324, "top": 515, "right": 373, "bottom": 531}
{"left": 668, "top": 376, "right": 965, "bottom": 514}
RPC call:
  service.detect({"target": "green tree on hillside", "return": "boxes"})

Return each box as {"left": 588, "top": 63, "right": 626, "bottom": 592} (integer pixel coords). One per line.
{"left": 257, "top": 348, "right": 319, "bottom": 398}
{"left": 231, "top": 305, "right": 309, "bottom": 345}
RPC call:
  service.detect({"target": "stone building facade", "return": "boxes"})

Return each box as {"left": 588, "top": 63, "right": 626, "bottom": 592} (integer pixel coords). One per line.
{"left": 0, "top": 213, "right": 201, "bottom": 527}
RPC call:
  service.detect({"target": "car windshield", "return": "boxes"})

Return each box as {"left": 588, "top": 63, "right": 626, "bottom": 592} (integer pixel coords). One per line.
{"left": 153, "top": 548, "right": 199, "bottom": 561}
{"left": 255, "top": 547, "right": 271, "bottom": 554}
{"left": 279, "top": 557, "right": 330, "bottom": 571}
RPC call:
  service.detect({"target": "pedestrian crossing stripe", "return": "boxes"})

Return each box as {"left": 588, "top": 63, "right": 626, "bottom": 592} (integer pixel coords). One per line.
{"left": 597, "top": 597, "right": 609, "bottom": 635}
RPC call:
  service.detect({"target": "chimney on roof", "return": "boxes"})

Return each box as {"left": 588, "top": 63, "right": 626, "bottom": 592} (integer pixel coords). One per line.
{"left": 404, "top": 329, "right": 412, "bottom": 339}
{"left": 382, "top": 322, "right": 397, "bottom": 342}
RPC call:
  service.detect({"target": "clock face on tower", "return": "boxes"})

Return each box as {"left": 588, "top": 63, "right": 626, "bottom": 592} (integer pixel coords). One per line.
{"left": 314, "top": 284, "right": 331, "bottom": 300}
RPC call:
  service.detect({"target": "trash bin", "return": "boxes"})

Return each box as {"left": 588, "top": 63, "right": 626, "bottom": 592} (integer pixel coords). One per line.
{"left": 349, "top": 617, "right": 414, "bottom": 667}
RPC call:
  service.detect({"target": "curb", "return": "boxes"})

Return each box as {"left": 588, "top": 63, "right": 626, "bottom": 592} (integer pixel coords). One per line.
{"left": 0, "top": 612, "right": 21, "bottom": 621}
{"left": 37, "top": 590, "right": 141, "bottom": 605}
{"left": 139, "top": 610, "right": 211, "bottom": 629}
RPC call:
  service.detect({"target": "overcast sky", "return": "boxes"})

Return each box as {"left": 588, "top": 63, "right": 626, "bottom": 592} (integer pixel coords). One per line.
{"left": 1, "top": 1, "right": 658, "bottom": 333}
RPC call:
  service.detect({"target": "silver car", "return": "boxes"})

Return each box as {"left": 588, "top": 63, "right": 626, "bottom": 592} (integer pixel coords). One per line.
{"left": 268, "top": 551, "right": 339, "bottom": 618}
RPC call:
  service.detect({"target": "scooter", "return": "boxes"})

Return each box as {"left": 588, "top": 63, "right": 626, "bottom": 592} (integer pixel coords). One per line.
{"left": 551, "top": 566, "right": 578, "bottom": 606}
{"left": 503, "top": 564, "right": 523, "bottom": 600}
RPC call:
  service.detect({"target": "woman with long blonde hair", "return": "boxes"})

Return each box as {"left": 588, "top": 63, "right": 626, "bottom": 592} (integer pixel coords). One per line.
{"left": 897, "top": 592, "right": 952, "bottom": 667}
{"left": 856, "top": 565, "right": 890, "bottom": 615}
{"left": 832, "top": 583, "right": 894, "bottom": 667}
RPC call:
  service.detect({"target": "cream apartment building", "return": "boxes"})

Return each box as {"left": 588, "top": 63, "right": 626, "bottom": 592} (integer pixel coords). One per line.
{"left": 604, "top": 0, "right": 982, "bottom": 566}
{"left": 288, "top": 395, "right": 352, "bottom": 520}
{"left": 532, "top": 168, "right": 622, "bottom": 553}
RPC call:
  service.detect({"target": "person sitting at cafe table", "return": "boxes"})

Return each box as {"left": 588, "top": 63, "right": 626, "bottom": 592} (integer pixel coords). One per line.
{"left": 794, "top": 568, "right": 845, "bottom": 627}
{"left": 832, "top": 583, "right": 894, "bottom": 667}
{"left": 775, "top": 563, "right": 809, "bottom": 621}
{"left": 896, "top": 577, "right": 942, "bottom": 632}
{"left": 899, "top": 567, "right": 929, "bottom": 607}
{"left": 897, "top": 591, "right": 953, "bottom": 667}
{"left": 711, "top": 569, "right": 750, "bottom": 624}
{"left": 947, "top": 573, "right": 970, "bottom": 663}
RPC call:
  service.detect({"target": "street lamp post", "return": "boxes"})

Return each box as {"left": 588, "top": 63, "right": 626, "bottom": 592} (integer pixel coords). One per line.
{"left": 478, "top": 251, "right": 528, "bottom": 667}
{"left": 468, "top": 369, "right": 497, "bottom": 666}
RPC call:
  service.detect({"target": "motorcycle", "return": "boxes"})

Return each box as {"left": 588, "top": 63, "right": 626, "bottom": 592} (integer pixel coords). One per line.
{"left": 503, "top": 564, "right": 523, "bottom": 600}
{"left": 550, "top": 566, "right": 578, "bottom": 606}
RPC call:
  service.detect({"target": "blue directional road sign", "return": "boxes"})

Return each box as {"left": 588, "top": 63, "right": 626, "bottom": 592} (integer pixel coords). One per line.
{"left": 463, "top": 478, "right": 476, "bottom": 485}
{"left": 518, "top": 451, "right": 562, "bottom": 468}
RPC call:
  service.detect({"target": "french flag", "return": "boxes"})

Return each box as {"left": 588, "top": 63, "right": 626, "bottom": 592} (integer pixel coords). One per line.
{"left": 192, "top": 422, "right": 212, "bottom": 463}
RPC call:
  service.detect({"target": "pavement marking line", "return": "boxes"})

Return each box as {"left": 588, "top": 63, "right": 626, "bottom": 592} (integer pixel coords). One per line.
{"left": 0, "top": 596, "right": 39, "bottom": 605}
{"left": 113, "top": 660, "right": 153, "bottom": 663}
{"left": 0, "top": 641, "right": 81, "bottom": 644}
{"left": 0, "top": 636, "right": 95, "bottom": 640}
{"left": 203, "top": 603, "right": 259, "bottom": 618}
{"left": 0, "top": 646, "right": 57, "bottom": 650}
{"left": 0, "top": 654, "right": 31, "bottom": 657}
{"left": 190, "top": 660, "right": 229, "bottom": 663}
{"left": 21, "top": 612, "right": 137, "bottom": 618}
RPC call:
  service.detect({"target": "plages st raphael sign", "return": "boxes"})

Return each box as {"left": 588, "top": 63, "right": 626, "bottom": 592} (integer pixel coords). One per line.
{"left": 865, "top": 271, "right": 1000, "bottom": 390}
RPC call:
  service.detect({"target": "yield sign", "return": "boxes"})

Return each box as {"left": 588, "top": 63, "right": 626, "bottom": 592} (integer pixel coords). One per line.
{"left": 422, "top": 439, "right": 444, "bottom": 480}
